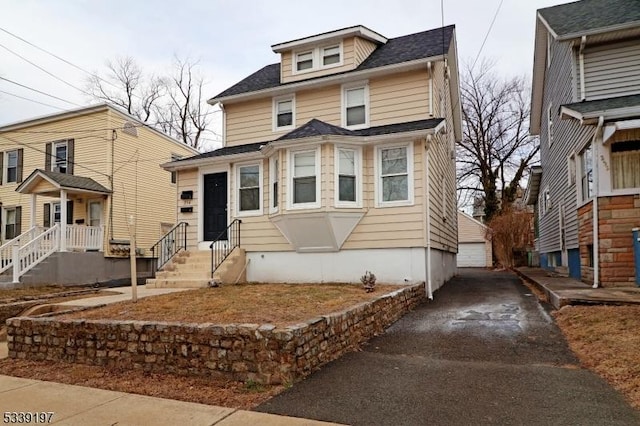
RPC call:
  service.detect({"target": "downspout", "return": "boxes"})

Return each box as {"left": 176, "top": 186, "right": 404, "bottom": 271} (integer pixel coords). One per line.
{"left": 425, "top": 138, "right": 433, "bottom": 300}
{"left": 579, "top": 35, "right": 587, "bottom": 100}
{"left": 592, "top": 115, "right": 604, "bottom": 288}
{"left": 427, "top": 62, "right": 433, "bottom": 117}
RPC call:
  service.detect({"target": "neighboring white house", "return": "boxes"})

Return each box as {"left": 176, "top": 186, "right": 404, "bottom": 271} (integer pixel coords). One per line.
{"left": 457, "top": 211, "right": 492, "bottom": 268}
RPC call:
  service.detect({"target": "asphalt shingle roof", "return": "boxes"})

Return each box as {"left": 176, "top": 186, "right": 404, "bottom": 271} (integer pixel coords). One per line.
{"left": 37, "top": 169, "right": 111, "bottom": 193}
{"left": 562, "top": 93, "right": 640, "bottom": 114}
{"left": 539, "top": 0, "right": 640, "bottom": 37}
{"left": 178, "top": 119, "right": 444, "bottom": 161}
{"left": 212, "top": 25, "right": 455, "bottom": 100}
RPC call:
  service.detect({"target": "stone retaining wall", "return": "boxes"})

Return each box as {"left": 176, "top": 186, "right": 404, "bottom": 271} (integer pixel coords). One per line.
{"left": 6, "top": 284, "right": 425, "bottom": 384}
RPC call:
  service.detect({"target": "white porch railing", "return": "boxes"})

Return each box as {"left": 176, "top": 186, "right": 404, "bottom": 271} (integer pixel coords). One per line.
{"left": 0, "top": 226, "right": 46, "bottom": 274}
{"left": 13, "top": 224, "right": 60, "bottom": 283}
{"left": 66, "top": 225, "right": 104, "bottom": 251}
{"left": 9, "top": 224, "right": 105, "bottom": 283}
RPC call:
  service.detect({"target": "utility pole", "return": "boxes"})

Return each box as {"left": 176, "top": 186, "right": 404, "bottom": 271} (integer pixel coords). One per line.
{"left": 128, "top": 214, "right": 137, "bottom": 302}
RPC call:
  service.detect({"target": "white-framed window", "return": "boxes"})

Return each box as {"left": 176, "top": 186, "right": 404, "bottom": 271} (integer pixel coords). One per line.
{"left": 567, "top": 153, "right": 576, "bottom": 186}
{"left": 88, "top": 200, "right": 102, "bottom": 227}
{"left": 541, "top": 187, "right": 551, "bottom": 215}
{"left": 611, "top": 140, "right": 640, "bottom": 189}
{"left": 335, "top": 146, "right": 362, "bottom": 208}
{"left": 322, "top": 45, "right": 341, "bottom": 66}
{"left": 4, "top": 207, "right": 20, "bottom": 240}
{"left": 547, "top": 102, "right": 554, "bottom": 146}
{"left": 288, "top": 147, "right": 321, "bottom": 209}
{"left": 53, "top": 141, "right": 68, "bottom": 173}
{"left": 273, "top": 96, "right": 295, "bottom": 131}
{"left": 547, "top": 32, "right": 552, "bottom": 69}
{"left": 170, "top": 153, "right": 182, "bottom": 184}
{"left": 5, "top": 150, "right": 18, "bottom": 183}
{"left": 342, "top": 82, "right": 369, "bottom": 129}
{"left": 293, "top": 42, "right": 343, "bottom": 74}
{"left": 269, "top": 156, "right": 279, "bottom": 213}
{"left": 52, "top": 202, "right": 62, "bottom": 224}
{"left": 580, "top": 143, "right": 593, "bottom": 201}
{"left": 236, "top": 163, "right": 262, "bottom": 216}
{"left": 295, "top": 51, "right": 314, "bottom": 72}
{"left": 375, "top": 142, "right": 414, "bottom": 207}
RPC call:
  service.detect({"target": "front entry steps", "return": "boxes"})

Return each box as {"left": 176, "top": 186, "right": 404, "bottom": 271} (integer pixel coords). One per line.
{"left": 146, "top": 248, "right": 246, "bottom": 289}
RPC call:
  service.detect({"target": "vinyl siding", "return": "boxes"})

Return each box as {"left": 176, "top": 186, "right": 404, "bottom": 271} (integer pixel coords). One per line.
{"left": 107, "top": 112, "right": 195, "bottom": 253}
{"left": 354, "top": 37, "right": 377, "bottom": 66}
{"left": 224, "top": 69, "right": 432, "bottom": 146}
{"left": 175, "top": 168, "right": 198, "bottom": 250}
{"left": 539, "top": 38, "right": 595, "bottom": 254}
{"left": 281, "top": 37, "right": 357, "bottom": 84}
{"left": 0, "top": 111, "right": 111, "bottom": 242}
{"left": 457, "top": 212, "right": 488, "bottom": 243}
{"left": 580, "top": 39, "right": 640, "bottom": 100}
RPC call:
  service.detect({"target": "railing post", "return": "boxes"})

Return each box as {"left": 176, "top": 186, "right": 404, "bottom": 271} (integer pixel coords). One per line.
{"left": 12, "top": 243, "right": 19, "bottom": 283}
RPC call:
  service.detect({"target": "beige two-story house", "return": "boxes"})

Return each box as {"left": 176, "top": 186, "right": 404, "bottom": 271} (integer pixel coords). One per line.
{"left": 161, "top": 25, "right": 461, "bottom": 294}
{"left": 0, "top": 104, "right": 197, "bottom": 286}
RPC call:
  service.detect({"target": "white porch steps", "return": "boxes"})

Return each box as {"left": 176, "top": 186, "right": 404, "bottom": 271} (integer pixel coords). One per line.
{"left": 146, "top": 248, "right": 246, "bottom": 288}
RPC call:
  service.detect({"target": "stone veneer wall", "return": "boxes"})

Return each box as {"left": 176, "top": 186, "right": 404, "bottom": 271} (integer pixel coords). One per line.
{"left": 578, "top": 195, "right": 640, "bottom": 287}
{"left": 6, "top": 284, "right": 425, "bottom": 384}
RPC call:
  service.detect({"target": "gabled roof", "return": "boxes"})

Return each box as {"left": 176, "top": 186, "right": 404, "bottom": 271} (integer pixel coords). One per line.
{"left": 277, "top": 119, "right": 356, "bottom": 140}
{"left": 211, "top": 25, "right": 455, "bottom": 101}
{"left": 174, "top": 141, "right": 267, "bottom": 162}
{"left": 560, "top": 94, "right": 640, "bottom": 122}
{"left": 271, "top": 25, "right": 387, "bottom": 53}
{"left": 16, "top": 169, "right": 111, "bottom": 195}
{"left": 539, "top": 0, "right": 640, "bottom": 40}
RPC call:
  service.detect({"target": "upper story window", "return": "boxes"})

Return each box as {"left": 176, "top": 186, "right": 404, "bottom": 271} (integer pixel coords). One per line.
{"left": 342, "top": 83, "right": 369, "bottom": 129}
{"left": 289, "top": 148, "right": 320, "bottom": 209}
{"left": 547, "top": 31, "right": 553, "bottom": 68}
{"left": 293, "top": 42, "right": 343, "bottom": 74}
{"left": 547, "top": 102, "right": 554, "bottom": 146}
{"left": 335, "top": 146, "right": 362, "bottom": 207}
{"left": 580, "top": 143, "right": 593, "bottom": 201}
{"left": 170, "top": 153, "right": 182, "bottom": 184}
{"left": 376, "top": 143, "right": 414, "bottom": 207}
{"left": 273, "top": 96, "right": 295, "bottom": 131}
{"left": 46, "top": 139, "right": 74, "bottom": 174}
{"left": 296, "top": 51, "right": 314, "bottom": 71}
{"left": 4, "top": 149, "right": 22, "bottom": 184}
{"left": 322, "top": 45, "right": 341, "bottom": 66}
{"left": 539, "top": 187, "right": 551, "bottom": 216}
{"left": 237, "top": 164, "right": 262, "bottom": 215}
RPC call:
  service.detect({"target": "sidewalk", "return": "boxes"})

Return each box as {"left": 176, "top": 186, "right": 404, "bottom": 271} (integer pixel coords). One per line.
{"left": 0, "top": 375, "right": 341, "bottom": 425}
{"left": 516, "top": 267, "right": 640, "bottom": 309}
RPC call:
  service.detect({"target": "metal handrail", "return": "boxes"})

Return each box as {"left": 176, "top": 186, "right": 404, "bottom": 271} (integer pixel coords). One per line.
{"left": 150, "top": 222, "right": 188, "bottom": 272}
{"left": 210, "top": 219, "right": 241, "bottom": 280}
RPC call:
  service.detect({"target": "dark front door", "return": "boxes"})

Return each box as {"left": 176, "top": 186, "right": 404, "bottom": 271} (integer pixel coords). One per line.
{"left": 203, "top": 172, "right": 228, "bottom": 240}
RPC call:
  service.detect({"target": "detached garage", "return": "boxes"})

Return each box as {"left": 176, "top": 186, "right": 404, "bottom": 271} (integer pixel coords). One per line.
{"left": 457, "top": 211, "right": 492, "bottom": 268}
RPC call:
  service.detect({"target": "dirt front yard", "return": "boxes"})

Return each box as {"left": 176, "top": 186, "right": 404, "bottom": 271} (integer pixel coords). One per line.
{"left": 554, "top": 305, "right": 640, "bottom": 409}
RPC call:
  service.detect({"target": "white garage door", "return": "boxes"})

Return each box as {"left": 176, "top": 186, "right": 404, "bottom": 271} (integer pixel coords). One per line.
{"left": 458, "top": 242, "right": 487, "bottom": 267}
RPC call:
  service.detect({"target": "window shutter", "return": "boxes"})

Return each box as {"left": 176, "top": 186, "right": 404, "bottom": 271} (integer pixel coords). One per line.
{"left": 43, "top": 203, "right": 51, "bottom": 228}
{"left": 16, "top": 149, "right": 23, "bottom": 183}
{"left": 67, "top": 139, "right": 75, "bottom": 175}
{"left": 0, "top": 151, "right": 3, "bottom": 185}
{"left": 66, "top": 200, "right": 74, "bottom": 225}
{"left": 15, "top": 206, "right": 22, "bottom": 236}
{"left": 45, "top": 143, "right": 52, "bottom": 171}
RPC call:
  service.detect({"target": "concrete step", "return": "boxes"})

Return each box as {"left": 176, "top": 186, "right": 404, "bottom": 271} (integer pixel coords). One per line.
{"left": 146, "top": 278, "right": 209, "bottom": 288}
{"left": 155, "top": 270, "right": 211, "bottom": 280}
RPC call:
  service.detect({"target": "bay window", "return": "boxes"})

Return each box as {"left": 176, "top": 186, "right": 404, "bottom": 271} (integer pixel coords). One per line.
{"left": 580, "top": 143, "right": 593, "bottom": 200}
{"left": 290, "top": 148, "right": 320, "bottom": 209}
{"left": 335, "top": 147, "right": 361, "bottom": 207}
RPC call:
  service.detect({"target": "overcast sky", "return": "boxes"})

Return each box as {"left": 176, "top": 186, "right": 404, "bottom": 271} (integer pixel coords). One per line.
{"left": 1, "top": 0, "right": 562, "bottom": 150}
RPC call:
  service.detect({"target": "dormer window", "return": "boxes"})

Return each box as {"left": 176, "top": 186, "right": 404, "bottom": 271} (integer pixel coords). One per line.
{"left": 296, "top": 51, "right": 314, "bottom": 71}
{"left": 322, "top": 45, "right": 341, "bottom": 66}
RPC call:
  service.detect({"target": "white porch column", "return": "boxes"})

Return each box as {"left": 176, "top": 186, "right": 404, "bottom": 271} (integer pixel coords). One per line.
{"left": 29, "top": 194, "right": 37, "bottom": 228}
{"left": 60, "top": 189, "right": 67, "bottom": 252}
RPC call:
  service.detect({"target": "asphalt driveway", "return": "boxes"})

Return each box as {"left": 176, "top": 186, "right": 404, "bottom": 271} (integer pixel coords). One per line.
{"left": 257, "top": 269, "right": 640, "bottom": 425}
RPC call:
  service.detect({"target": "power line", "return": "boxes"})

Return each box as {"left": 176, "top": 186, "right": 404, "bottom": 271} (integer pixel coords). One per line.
{"left": 0, "top": 90, "right": 67, "bottom": 111}
{"left": 0, "top": 76, "right": 83, "bottom": 107}
{"left": 0, "top": 25, "right": 123, "bottom": 94}
{"left": 471, "top": 0, "right": 504, "bottom": 72}
{"left": 0, "top": 41, "right": 94, "bottom": 98}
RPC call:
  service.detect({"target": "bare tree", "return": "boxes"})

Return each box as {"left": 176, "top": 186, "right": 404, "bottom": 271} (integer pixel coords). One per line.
{"left": 457, "top": 60, "right": 539, "bottom": 222}
{"left": 86, "top": 56, "right": 212, "bottom": 150}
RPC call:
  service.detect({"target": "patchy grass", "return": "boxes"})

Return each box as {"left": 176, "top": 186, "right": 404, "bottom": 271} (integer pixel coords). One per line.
{"left": 0, "top": 286, "right": 88, "bottom": 303}
{"left": 61, "top": 283, "right": 402, "bottom": 326}
{"left": 554, "top": 305, "right": 640, "bottom": 409}
{"left": 0, "top": 359, "right": 283, "bottom": 409}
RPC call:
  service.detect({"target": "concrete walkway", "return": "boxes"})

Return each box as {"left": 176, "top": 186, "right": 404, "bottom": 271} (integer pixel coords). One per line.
{"left": 0, "top": 375, "right": 341, "bottom": 425}
{"left": 54, "top": 284, "right": 194, "bottom": 308}
{"left": 516, "top": 267, "right": 640, "bottom": 309}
